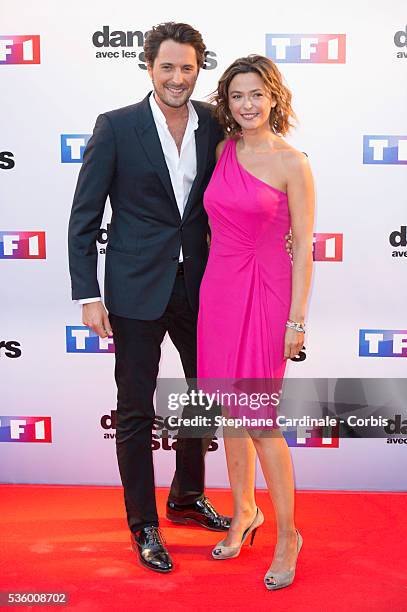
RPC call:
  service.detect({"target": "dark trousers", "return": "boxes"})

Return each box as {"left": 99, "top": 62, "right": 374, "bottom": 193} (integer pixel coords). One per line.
{"left": 109, "top": 274, "right": 211, "bottom": 534}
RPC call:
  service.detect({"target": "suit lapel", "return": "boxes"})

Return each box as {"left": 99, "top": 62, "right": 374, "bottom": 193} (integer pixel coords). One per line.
{"left": 133, "top": 94, "right": 211, "bottom": 222}
{"left": 182, "top": 101, "right": 210, "bottom": 221}
{"left": 134, "top": 94, "right": 180, "bottom": 218}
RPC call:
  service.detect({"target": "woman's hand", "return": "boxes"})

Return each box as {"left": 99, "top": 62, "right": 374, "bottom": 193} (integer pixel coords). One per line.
{"left": 284, "top": 327, "right": 304, "bottom": 359}
{"left": 284, "top": 232, "right": 293, "bottom": 258}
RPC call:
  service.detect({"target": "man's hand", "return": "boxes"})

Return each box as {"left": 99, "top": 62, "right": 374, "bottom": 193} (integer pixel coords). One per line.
{"left": 82, "top": 301, "right": 113, "bottom": 339}
{"left": 285, "top": 232, "right": 293, "bottom": 258}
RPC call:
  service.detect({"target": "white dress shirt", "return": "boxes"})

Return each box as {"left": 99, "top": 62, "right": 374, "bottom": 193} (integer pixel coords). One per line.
{"left": 78, "top": 92, "right": 199, "bottom": 305}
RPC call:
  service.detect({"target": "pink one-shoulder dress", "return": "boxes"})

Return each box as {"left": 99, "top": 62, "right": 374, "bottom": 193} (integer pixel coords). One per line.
{"left": 197, "top": 138, "right": 292, "bottom": 416}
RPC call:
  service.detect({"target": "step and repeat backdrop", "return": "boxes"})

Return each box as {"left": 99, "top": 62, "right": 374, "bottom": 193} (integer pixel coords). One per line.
{"left": 1, "top": 1, "right": 406, "bottom": 491}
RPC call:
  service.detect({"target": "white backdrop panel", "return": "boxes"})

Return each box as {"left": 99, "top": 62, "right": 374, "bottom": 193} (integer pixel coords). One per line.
{"left": 1, "top": 0, "right": 406, "bottom": 490}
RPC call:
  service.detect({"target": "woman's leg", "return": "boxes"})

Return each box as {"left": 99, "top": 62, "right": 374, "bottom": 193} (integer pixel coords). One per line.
{"left": 251, "top": 430, "right": 299, "bottom": 571}
{"left": 221, "top": 427, "right": 258, "bottom": 547}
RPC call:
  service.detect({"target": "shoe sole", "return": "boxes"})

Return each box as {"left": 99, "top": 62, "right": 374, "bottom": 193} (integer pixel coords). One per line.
{"left": 131, "top": 541, "right": 173, "bottom": 574}
{"left": 166, "top": 514, "right": 229, "bottom": 532}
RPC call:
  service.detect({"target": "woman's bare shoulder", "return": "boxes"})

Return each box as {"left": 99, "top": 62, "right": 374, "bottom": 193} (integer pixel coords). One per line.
{"left": 277, "top": 141, "right": 309, "bottom": 164}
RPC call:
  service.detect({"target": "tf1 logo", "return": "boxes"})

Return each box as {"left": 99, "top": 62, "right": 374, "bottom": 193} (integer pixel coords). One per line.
{"left": 0, "top": 151, "right": 14, "bottom": 169}
{"left": 66, "top": 326, "right": 115, "bottom": 353}
{"left": 0, "top": 36, "right": 40, "bottom": 64}
{"left": 0, "top": 232, "right": 46, "bottom": 259}
{"left": 0, "top": 417, "right": 52, "bottom": 442}
{"left": 266, "top": 34, "right": 346, "bottom": 63}
{"left": 363, "top": 136, "right": 407, "bottom": 164}
{"left": 313, "top": 233, "right": 343, "bottom": 261}
{"left": 282, "top": 425, "right": 339, "bottom": 447}
{"left": 359, "top": 330, "right": 407, "bottom": 357}
{"left": 61, "top": 135, "right": 91, "bottom": 163}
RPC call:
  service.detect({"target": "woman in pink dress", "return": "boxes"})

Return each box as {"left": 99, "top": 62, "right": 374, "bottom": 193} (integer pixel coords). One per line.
{"left": 197, "top": 55, "right": 315, "bottom": 590}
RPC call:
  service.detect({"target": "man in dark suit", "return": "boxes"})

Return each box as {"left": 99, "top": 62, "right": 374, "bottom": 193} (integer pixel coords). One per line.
{"left": 68, "top": 22, "right": 230, "bottom": 573}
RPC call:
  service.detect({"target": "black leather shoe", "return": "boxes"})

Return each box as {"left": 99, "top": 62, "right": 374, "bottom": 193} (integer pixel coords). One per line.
{"left": 166, "top": 497, "right": 231, "bottom": 532}
{"left": 131, "top": 526, "right": 173, "bottom": 573}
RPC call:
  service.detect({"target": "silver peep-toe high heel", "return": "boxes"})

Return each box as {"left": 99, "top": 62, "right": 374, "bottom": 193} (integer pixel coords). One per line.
{"left": 264, "top": 529, "right": 303, "bottom": 590}
{"left": 212, "top": 507, "right": 264, "bottom": 560}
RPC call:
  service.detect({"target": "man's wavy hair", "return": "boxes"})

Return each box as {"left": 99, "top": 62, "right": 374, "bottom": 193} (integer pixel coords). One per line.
{"left": 144, "top": 22, "right": 206, "bottom": 68}
{"left": 211, "top": 55, "right": 297, "bottom": 136}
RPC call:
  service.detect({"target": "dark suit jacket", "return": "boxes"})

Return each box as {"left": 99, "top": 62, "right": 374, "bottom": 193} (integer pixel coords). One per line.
{"left": 68, "top": 93, "right": 223, "bottom": 319}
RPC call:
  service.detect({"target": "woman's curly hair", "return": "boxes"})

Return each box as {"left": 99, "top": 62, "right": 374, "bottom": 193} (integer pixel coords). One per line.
{"left": 210, "top": 54, "right": 297, "bottom": 136}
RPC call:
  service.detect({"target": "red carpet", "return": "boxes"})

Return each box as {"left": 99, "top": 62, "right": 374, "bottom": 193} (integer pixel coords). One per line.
{"left": 0, "top": 485, "right": 406, "bottom": 611}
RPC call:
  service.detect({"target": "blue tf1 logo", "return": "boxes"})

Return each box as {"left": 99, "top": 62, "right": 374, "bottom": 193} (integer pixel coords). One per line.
{"left": 61, "top": 134, "right": 91, "bottom": 163}
{"left": 363, "top": 136, "right": 407, "bottom": 164}
{"left": 265, "top": 34, "right": 346, "bottom": 63}
{"left": 66, "top": 326, "right": 115, "bottom": 353}
{"left": 359, "top": 329, "right": 407, "bottom": 357}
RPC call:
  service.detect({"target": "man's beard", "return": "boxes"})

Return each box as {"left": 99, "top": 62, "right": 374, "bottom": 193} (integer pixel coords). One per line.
{"left": 154, "top": 83, "right": 193, "bottom": 109}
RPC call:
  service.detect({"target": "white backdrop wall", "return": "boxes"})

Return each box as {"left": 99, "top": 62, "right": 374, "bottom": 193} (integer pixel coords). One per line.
{"left": 1, "top": 1, "right": 406, "bottom": 491}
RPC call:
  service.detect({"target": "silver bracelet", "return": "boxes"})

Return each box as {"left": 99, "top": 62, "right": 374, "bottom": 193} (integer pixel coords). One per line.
{"left": 286, "top": 319, "right": 306, "bottom": 333}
